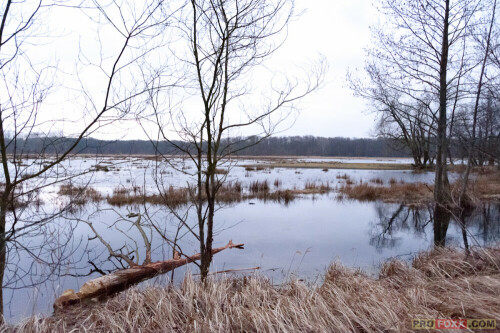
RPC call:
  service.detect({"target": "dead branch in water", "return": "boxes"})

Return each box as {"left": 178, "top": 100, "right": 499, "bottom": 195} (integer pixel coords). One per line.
{"left": 54, "top": 240, "right": 244, "bottom": 311}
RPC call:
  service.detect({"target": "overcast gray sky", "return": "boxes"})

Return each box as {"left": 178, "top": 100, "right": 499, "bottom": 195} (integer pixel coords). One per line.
{"left": 274, "top": 0, "right": 378, "bottom": 138}
{"left": 16, "top": 0, "right": 380, "bottom": 140}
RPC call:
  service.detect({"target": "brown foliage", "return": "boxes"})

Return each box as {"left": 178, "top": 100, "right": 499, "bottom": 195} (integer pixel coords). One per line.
{"left": 10, "top": 247, "right": 500, "bottom": 332}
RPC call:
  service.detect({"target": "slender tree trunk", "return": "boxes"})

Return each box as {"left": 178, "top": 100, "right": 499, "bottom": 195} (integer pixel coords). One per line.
{"left": 0, "top": 204, "right": 7, "bottom": 321}
{"left": 459, "top": 0, "right": 497, "bottom": 206}
{"left": 433, "top": 0, "right": 451, "bottom": 247}
{"left": 433, "top": 207, "right": 451, "bottom": 247}
{"left": 434, "top": 0, "right": 451, "bottom": 207}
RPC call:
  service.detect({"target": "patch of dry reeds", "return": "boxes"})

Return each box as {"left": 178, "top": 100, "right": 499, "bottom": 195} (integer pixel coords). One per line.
{"left": 106, "top": 186, "right": 188, "bottom": 208}
{"left": 339, "top": 182, "right": 432, "bottom": 204}
{"left": 249, "top": 180, "right": 270, "bottom": 194}
{"left": 8, "top": 247, "right": 500, "bottom": 332}
{"left": 58, "top": 184, "right": 103, "bottom": 205}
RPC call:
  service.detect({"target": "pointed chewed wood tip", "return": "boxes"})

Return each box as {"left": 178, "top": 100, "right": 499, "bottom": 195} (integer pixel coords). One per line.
{"left": 226, "top": 240, "right": 244, "bottom": 249}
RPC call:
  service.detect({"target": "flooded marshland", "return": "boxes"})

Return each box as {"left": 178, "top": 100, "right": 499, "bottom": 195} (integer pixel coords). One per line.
{"left": 2, "top": 156, "right": 499, "bottom": 321}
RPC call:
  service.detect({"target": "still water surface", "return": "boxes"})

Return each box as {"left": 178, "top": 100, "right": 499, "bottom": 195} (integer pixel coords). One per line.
{"left": 3, "top": 157, "right": 499, "bottom": 321}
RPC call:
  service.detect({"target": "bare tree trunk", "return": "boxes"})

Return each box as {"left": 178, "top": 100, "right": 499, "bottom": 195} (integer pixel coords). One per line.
{"left": 434, "top": 0, "right": 451, "bottom": 209}
{"left": 459, "top": 0, "right": 497, "bottom": 207}
{"left": 0, "top": 210, "right": 5, "bottom": 322}
{"left": 433, "top": 207, "right": 451, "bottom": 247}
{"left": 433, "top": 0, "right": 452, "bottom": 246}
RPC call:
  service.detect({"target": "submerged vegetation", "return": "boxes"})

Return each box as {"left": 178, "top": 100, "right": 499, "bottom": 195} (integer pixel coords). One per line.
{"left": 8, "top": 247, "right": 500, "bottom": 332}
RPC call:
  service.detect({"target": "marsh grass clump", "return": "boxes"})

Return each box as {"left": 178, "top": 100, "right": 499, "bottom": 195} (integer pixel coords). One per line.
{"left": 216, "top": 182, "right": 243, "bottom": 203}
{"left": 106, "top": 186, "right": 188, "bottom": 208}
{"left": 93, "top": 164, "right": 110, "bottom": 172}
{"left": 58, "top": 184, "right": 103, "bottom": 205}
{"left": 249, "top": 180, "right": 269, "bottom": 194}
{"left": 336, "top": 173, "right": 349, "bottom": 180}
{"left": 11, "top": 247, "right": 500, "bottom": 332}
{"left": 370, "top": 177, "right": 384, "bottom": 185}
{"left": 339, "top": 182, "right": 432, "bottom": 204}
{"left": 304, "top": 181, "right": 317, "bottom": 190}
{"left": 214, "top": 168, "right": 228, "bottom": 175}
{"left": 304, "top": 182, "right": 331, "bottom": 193}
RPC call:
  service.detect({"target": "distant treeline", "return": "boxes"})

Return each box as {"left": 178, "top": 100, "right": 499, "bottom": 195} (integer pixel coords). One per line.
{"left": 9, "top": 136, "right": 411, "bottom": 157}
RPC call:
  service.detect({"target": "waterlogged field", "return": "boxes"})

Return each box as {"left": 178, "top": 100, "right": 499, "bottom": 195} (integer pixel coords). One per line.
{"left": 2, "top": 156, "right": 499, "bottom": 321}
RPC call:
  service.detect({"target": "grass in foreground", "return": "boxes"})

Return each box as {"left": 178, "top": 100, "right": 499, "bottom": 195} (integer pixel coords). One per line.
{"left": 7, "top": 247, "right": 500, "bottom": 332}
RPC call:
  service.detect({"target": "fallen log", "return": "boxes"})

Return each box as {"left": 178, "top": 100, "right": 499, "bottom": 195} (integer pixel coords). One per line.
{"left": 54, "top": 240, "right": 244, "bottom": 310}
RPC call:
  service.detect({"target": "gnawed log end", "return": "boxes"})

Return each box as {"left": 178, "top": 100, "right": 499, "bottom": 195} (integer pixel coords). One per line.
{"left": 54, "top": 240, "right": 244, "bottom": 311}
{"left": 54, "top": 289, "right": 80, "bottom": 310}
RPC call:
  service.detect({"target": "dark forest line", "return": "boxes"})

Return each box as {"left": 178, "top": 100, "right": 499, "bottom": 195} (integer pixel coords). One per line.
{"left": 9, "top": 136, "right": 412, "bottom": 158}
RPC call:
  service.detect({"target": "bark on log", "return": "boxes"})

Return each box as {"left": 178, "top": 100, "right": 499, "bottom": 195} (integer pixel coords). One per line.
{"left": 54, "top": 240, "right": 244, "bottom": 310}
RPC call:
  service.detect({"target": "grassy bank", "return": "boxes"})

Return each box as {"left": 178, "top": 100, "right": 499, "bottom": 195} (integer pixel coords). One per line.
{"left": 243, "top": 161, "right": 413, "bottom": 170}
{"left": 7, "top": 247, "right": 500, "bottom": 332}
{"left": 339, "top": 168, "right": 500, "bottom": 206}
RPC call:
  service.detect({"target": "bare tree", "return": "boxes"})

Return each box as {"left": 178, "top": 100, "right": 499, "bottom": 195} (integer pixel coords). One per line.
{"left": 349, "top": 65, "right": 437, "bottom": 168}
{"left": 0, "top": 0, "right": 169, "bottom": 318}
{"left": 351, "top": 0, "right": 483, "bottom": 246}
{"left": 458, "top": 0, "right": 497, "bottom": 207}
{"left": 139, "top": 0, "right": 325, "bottom": 280}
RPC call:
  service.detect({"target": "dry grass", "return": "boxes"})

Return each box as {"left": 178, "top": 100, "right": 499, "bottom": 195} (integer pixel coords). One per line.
{"left": 304, "top": 182, "right": 331, "bottom": 193}
{"left": 104, "top": 180, "right": 333, "bottom": 208}
{"left": 106, "top": 186, "right": 188, "bottom": 208}
{"left": 243, "top": 161, "right": 413, "bottom": 170}
{"left": 8, "top": 247, "right": 500, "bottom": 332}
{"left": 467, "top": 170, "right": 500, "bottom": 202}
{"left": 339, "top": 168, "right": 500, "bottom": 206}
{"left": 215, "top": 182, "right": 243, "bottom": 203}
{"left": 214, "top": 168, "right": 228, "bottom": 175}
{"left": 370, "top": 177, "right": 384, "bottom": 185}
{"left": 339, "top": 182, "right": 433, "bottom": 204}
{"left": 249, "top": 180, "right": 270, "bottom": 194}
{"left": 58, "top": 184, "right": 103, "bottom": 205}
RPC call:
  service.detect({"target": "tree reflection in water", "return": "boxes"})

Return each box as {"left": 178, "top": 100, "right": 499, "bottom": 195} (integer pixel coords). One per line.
{"left": 370, "top": 203, "right": 500, "bottom": 252}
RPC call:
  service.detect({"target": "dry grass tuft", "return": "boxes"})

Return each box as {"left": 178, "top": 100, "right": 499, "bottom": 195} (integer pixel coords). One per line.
{"left": 8, "top": 247, "right": 500, "bottom": 332}
{"left": 370, "top": 177, "right": 384, "bottom": 185}
{"left": 249, "top": 180, "right": 270, "bottom": 194}
{"left": 106, "top": 186, "right": 188, "bottom": 208}
{"left": 304, "top": 182, "right": 331, "bottom": 193}
{"left": 58, "top": 184, "right": 103, "bottom": 205}
{"left": 467, "top": 170, "right": 500, "bottom": 202}
{"left": 339, "top": 182, "right": 432, "bottom": 204}
{"left": 214, "top": 168, "right": 228, "bottom": 175}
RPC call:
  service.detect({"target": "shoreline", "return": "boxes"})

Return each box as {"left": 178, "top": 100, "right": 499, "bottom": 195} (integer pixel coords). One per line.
{"left": 7, "top": 247, "right": 500, "bottom": 332}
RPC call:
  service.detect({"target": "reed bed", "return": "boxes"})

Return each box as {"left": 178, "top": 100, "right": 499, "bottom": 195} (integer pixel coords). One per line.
{"left": 58, "top": 184, "right": 103, "bottom": 205}
{"left": 7, "top": 247, "right": 500, "bottom": 332}
{"left": 339, "top": 168, "right": 500, "bottom": 205}
{"left": 106, "top": 186, "right": 189, "bottom": 208}
{"left": 339, "top": 182, "right": 432, "bottom": 204}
